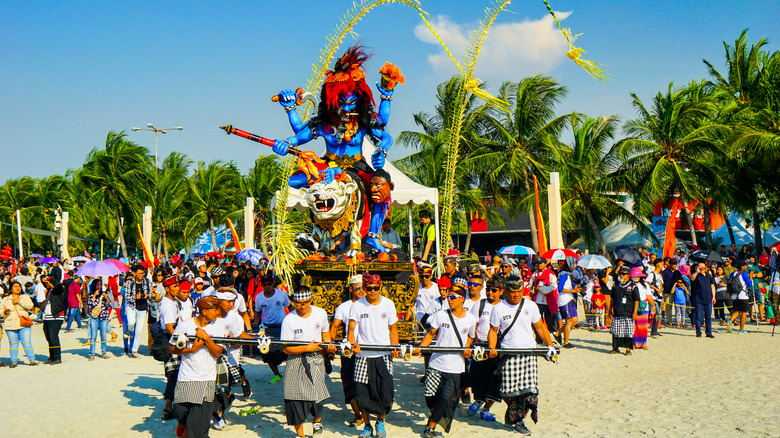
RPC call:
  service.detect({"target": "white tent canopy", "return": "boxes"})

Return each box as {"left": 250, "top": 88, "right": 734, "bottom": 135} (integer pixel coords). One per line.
{"left": 762, "top": 225, "right": 780, "bottom": 245}
{"left": 712, "top": 212, "right": 754, "bottom": 246}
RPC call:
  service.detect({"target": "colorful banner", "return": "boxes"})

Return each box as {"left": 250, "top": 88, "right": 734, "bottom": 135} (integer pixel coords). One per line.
{"left": 662, "top": 201, "right": 680, "bottom": 259}
{"left": 533, "top": 175, "right": 548, "bottom": 254}
{"left": 137, "top": 224, "right": 154, "bottom": 266}
{"left": 226, "top": 218, "right": 242, "bottom": 253}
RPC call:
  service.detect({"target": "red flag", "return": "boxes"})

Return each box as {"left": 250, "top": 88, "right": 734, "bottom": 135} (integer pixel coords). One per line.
{"left": 663, "top": 200, "right": 680, "bottom": 259}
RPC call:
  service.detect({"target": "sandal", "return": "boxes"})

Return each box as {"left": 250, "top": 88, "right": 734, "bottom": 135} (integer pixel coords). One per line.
{"left": 348, "top": 416, "right": 364, "bottom": 427}
{"left": 609, "top": 350, "right": 619, "bottom": 355}
{"left": 625, "top": 350, "right": 632, "bottom": 356}
{"left": 102, "top": 354, "right": 111, "bottom": 359}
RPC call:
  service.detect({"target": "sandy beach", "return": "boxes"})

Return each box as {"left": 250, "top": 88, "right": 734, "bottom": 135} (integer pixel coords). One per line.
{"left": 1, "top": 317, "right": 778, "bottom": 437}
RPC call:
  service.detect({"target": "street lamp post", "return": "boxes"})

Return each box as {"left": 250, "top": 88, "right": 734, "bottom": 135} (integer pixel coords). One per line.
{"left": 131, "top": 123, "right": 183, "bottom": 168}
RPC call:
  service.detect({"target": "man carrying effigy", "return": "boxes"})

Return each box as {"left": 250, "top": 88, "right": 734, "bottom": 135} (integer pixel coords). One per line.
{"left": 487, "top": 275, "right": 557, "bottom": 436}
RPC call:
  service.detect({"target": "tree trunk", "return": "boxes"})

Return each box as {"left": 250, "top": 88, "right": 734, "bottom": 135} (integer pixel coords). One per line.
{"left": 682, "top": 204, "right": 698, "bottom": 246}
{"left": 703, "top": 201, "right": 712, "bottom": 250}
{"left": 116, "top": 210, "right": 128, "bottom": 258}
{"left": 724, "top": 214, "right": 736, "bottom": 245}
{"left": 584, "top": 202, "right": 610, "bottom": 261}
{"left": 155, "top": 234, "right": 162, "bottom": 256}
{"left": 209, "top": 216, "right": 218, "bottom": 252}
{"left": 753, "top": 207, "right": 763, "bottom": 250}
{"left": 528, "top": 208, "right": 539, "bottom": 252}
{"left": 464, "top": 214, "right": 473, "bottom": 254}
{"left": 162, "top": 230, "right": 169, "bottom": 258}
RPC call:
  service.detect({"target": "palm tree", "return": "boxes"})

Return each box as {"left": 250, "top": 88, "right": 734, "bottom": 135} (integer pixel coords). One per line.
{"left": 0, "top": 177, "right": 36, "bottom": 246}
{"left": 469, "top": 75, "right": 569, "bottom": 250}
{"left": 185, "top": 160, "right": 243, "bottom": 251}
{"left": 77, "top": 131, "right": 153, "bottom": 258}
{"left": 244, "top": 154, "right": 282, "bottom": 254}
{"left": 146, "top": 152, "right": 192, "bottom": 257}
{"left": 619, "top": 82, "right": 724, "bottom": 246}
{"left": 547, "top": 113, "right": 656, "bottom": 254}
{"left": 396, "top": 76, "right": 498, "bottom": 252}
{"left": 705, "top": 30, "right": 780, "bottom": 248}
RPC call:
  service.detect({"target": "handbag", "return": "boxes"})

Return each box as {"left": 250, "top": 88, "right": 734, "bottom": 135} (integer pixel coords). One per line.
{"left": 16, "top": 307, "right": 33, "bottom": 327}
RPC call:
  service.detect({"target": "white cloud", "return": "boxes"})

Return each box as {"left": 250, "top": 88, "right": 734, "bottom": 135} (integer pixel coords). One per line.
{"left": 414, "top": 12, "right": 572, "bottom": 81}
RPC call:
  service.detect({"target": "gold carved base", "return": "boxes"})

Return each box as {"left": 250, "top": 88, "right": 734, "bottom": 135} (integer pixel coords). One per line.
{"left": 295, "top": 260, "right": 419, "bottom": 340}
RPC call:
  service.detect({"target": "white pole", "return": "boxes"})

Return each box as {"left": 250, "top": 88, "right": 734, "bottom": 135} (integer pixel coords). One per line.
{"left": 407, "top": 204, "right": 414, "bottom": 262}
{"left": 244, "top": 197, "right": 255, "bottom": 250}
{"left": 143, "top": 206, "right": 153, "bottom": 257}
{"left": 16, "top": 209, "right": 23, "bottom": 259}
{"left": 548, "top": 172, "right": 564, "bottom": 249}
{"left": 60, "top": 212, "right": 70, "bottom": 260}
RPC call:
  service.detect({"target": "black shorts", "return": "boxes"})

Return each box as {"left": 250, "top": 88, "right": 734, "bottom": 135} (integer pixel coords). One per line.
{"left": 732, "top": 299, "right": 750, "bottom": 313}
{"left": 284, "top": 399, "right": 324, "bottom": 425}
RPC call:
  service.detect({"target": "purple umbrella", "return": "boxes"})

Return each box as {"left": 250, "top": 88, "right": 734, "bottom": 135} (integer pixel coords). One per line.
{"left": 39, "top": 257, "right": 60, "bottom": 264}
{"left": 30, "top": 253, "right": 44, "bottom": 258}
{"left": 75, "top": 260, "right": 121, "bottom": 277}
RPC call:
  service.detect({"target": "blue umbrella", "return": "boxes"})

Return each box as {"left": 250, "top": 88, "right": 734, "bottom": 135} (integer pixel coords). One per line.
{"left": 191, "top": 252, "right": 204, "bottom": 258}
{"left": 235, "top": 249, "right": 267, "bottom": 266}
{"left": 498, "top": 245, "right": 536, "bottom": 256}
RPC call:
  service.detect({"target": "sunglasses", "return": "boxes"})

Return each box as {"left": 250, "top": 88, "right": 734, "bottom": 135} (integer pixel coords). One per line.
{"left": 467, "top": 281, "right": 482, "bottom": 287}
{"left": 364, "top": 286, "right": 381, "bottom": 291}
{"left": 446, "top": 294, "right": 462, "bottom": 300}
{"left": 488, "top": 287, "right": 502, "bottom": 293}
{"left": 421, "top": 274, "right": 431, "bottom": 278}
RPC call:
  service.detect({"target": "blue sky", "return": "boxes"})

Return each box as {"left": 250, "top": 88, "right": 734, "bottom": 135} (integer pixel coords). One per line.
{"left": 1, "top": 0, "right": 777, "bottom": 180}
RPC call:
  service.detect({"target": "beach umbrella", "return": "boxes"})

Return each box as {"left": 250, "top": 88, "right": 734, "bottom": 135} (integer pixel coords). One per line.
{"left": 191, "top": 252, "right": 204, "bottom": 258}
{"left": 615, "top": 247, "right": 643, "bottom": 266}
{"left": 577, "top": 254, "right": 612, "bottom": 270}
{"left": 498, "top": 245, "right": 536, "bottom": 256}
{"left": 540, "top": 249, "right": 578, "bottom": 261}
{"left": 39, "top": 257, "right": 60, "bottom": 264}
{"left": 205, "top": 251, "right": 224, "bottom": 259}
{"left": 235, "top": 249, "right": 267, "bottom": 265}
{"left": 104, "top": 259, "right": 130, "bottom": 273}
{"left": 71, "top": 256, "right": 90, "bottom": 262}
{"left": 76, "top": 260, "right": 121, "bottom": 277}
{"left": 30, "top": 253, "right": 43, "bottom": 258}
{"left": 690, "top": 250, "right": 725, "bottom": 263}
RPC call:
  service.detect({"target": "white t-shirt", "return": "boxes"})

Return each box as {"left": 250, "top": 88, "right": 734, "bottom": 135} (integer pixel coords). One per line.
{"left": 334, "top": 300, "right": 356, "bottom": 335}
{"left": 424, "top": 297, "right": 449, "bottom": 317}
{"left": 171, "top": 318, "right": 229, "bottom": 382}
{"left": 770, "top": 271, "right": 780, "bottom": 294}
{"left": 428, "top": 310, "right": 477, "bottom": 374}
{"left": 489, "top": 299, "right": 541, "bottom": 349}
{"left": 634, "top": 282, "right": 651, "bottom": 302}
{"left": 178, "top": 298, "right": 193, "bottom": 320}
{"left": 254, "top": 289, "right": 290, "bottom": 325}
{"left": 349, "top": 296, "right": 398, "bottom": 358}
{"left": 281, "top": 306, "right": 329, "bottom": 344}
{"left": 470, "top": 299, "right": 495, "bottom": 342}
{"left": 557, "top": 272, "right": 574, "bottom": 307}
{"left": 462, "top": 297, "right": 481, "bottom": 315}
{"left": 159, "top": 296, "right": 180, "bottom": 331}
{"left": 220, "top": 311, "right": 245, "bottom": 366}
{"left": 230, "top": 293, "right": 247, "bottom": 316}
{"left": 35, "top": 283, "right": 47, "bottom": 303}
{"left": 414, "top": 284, "right": 439, "bottom": 320}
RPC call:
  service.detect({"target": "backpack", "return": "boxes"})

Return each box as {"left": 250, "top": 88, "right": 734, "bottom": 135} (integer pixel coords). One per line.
{"left": 726, "top": 272, "right": 742, "bottom": 296}
{"left": 151, "top": 330, "right": 172, "bottom": 362}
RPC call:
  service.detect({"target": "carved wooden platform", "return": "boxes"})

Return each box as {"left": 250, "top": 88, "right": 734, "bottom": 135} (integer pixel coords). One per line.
{"left": 295, "top": 260, "right": 419, "bottom": 340}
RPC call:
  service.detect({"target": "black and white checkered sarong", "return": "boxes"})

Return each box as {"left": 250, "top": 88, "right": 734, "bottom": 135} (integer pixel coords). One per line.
{"left": 423, "top": 367, "right": 443, "bottom": 397}
{"left": 215, "top": 355, "right": 240, "bottom": 386}
{"left": 174, "top": 380, "right": 216, "bottom": 404}
{"left": 611, "top": 316, "right": 635, "bottom": 338}
{"left": 284, "top": 352, "right": 330, "bottom": 403}
{"left": 500, "top": 354, "right": 538, "bottom": 397}
{"left": 354, "top": 355, "right": 393, "bottom": 385}
{"left": 164, "top": 355, "right": 181, "bottom": 375}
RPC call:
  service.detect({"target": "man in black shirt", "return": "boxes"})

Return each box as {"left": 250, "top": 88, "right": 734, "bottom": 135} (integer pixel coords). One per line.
{"left": 609, "top": 267, "right": 640, "bottom": 355}
{"left": 690, "top": 262, "right": 716, "bottom": 338}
